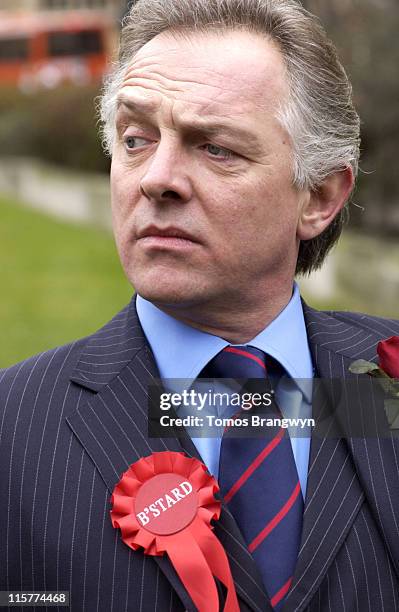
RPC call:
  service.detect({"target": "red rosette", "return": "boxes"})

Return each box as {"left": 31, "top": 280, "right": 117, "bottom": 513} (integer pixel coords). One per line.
{"left": 110, "top": 451, "right": 239, "bottom": 612}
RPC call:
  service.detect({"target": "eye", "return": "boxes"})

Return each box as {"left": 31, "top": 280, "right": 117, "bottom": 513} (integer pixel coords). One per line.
{"left": 203, "top": 144, "right": 233, "bottom": 160}
{"left": 124, "top": 135, "right": 152, "bottom": 150}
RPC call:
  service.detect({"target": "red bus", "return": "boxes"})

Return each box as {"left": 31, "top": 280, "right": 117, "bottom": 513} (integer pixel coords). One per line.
{"left": 0, "top": 10, "right": 117, "bottom": 91}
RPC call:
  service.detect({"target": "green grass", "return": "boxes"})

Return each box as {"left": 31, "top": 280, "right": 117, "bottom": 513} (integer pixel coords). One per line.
{"left": 0, "top": 196, "right": 132, "bottom": 368}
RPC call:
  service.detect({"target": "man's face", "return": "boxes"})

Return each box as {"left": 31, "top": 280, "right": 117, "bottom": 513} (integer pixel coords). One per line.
{"left": 111, "top": 30, "right": 309, "bottom": 314}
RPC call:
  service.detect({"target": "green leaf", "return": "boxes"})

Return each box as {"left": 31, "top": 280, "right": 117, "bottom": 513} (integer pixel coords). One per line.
{"left": 349, "top": 360, "right": 380, "bottom": 375}
{"left": 384, "top": 399, "right": 399, "bottom": 429}
{"left": 369, "top": 368, "right": 391, "bottom": 379}
{"left": 376, "top": 377, "right": 396, "bottom": 396}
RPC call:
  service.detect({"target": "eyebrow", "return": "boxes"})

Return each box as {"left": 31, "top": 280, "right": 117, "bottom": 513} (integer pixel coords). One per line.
{"left": 116, "top": 94, "right": 264, "bottom": 152}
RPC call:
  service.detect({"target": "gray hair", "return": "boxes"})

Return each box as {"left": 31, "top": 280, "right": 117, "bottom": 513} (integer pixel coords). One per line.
{"left": 99, "top": 0, "right": 360, "bottom": 275}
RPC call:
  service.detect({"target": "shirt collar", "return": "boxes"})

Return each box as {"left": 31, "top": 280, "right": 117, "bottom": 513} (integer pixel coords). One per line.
{"left": 136, "top": 283, "right": 313, "bottom": 401}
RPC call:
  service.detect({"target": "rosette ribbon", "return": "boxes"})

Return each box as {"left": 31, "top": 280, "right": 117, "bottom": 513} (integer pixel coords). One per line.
{"left": 110, "top": 451, "right": 239, "bottom": 612}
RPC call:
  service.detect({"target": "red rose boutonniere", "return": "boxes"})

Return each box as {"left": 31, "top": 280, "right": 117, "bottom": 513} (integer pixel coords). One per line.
{"left": 349, "top": 336, "right": 399, "bottom": 429}
{"left": 377, "top": 336, "right": 399, "bottom": 379}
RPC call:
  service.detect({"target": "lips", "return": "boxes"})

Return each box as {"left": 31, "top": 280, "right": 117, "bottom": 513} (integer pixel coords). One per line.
{"left": 137, "top": 225, "right": 199, "bottom": 243}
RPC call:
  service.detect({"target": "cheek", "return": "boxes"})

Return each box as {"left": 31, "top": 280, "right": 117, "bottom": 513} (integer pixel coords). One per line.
{"left": 110, "top": 167, "right": 137, "bottom": 227}
{"left": 110, "top": 164, "right": 123, "bottom": 214}
{"left": 110, "top": 184, "right": 131, "bottom": 258}
{"left": 226, "top": 185, "right": 299, "bottom": 251}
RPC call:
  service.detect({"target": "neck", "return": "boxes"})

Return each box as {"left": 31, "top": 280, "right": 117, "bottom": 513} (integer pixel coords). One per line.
{"left": 155, "top": 284, "right": 294, "bottom": 344}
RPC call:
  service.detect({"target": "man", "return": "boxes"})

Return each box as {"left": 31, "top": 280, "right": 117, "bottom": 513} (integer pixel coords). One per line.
{"left": 1, "top": 0, "right": 398, "bottom": 610}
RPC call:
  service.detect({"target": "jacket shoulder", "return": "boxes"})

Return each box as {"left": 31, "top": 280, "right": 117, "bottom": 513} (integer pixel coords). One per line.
{"left": 0, "top": 337, "right": 90, "bottom": 408}
{"left": 324, "top": 310, "right": 399, "bottom": 339}
{"left": 0, "top": 301, "right": 136, "bottom": 412}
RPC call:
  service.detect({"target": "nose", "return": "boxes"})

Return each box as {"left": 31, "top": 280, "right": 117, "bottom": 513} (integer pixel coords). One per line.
{"left": 139, "top": 140, "right": 192, "bottom": 204}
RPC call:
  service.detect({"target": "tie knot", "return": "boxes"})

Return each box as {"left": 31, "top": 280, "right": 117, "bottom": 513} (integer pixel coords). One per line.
{"left": 202, "top": 345, "right": 267, "bottom": 379}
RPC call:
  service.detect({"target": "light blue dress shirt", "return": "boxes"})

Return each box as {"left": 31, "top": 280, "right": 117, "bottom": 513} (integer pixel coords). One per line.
{"left": 136, "top": 284, "right": 314, "bottom": 497}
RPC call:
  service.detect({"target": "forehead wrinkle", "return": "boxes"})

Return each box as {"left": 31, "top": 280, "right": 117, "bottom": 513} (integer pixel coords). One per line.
{"left": 119, "top": 75, "right": 283, "bottom": 139}
{"left": 116, "top": 91, "right": 161, "bottom": 115}
{"left": 118, "top": 65, "right": 263, "bottom": 120}
{"left": 119, "top": 75, "right": 232, "bottom": 125}
{"left": 122, "top": 67, "right": 238, "bottom": 104}
{"left": 123, "top": 46, "right": 251, "bottom": 93}
{"left": 116, "top": 83, "right": 249, "bottom": 123}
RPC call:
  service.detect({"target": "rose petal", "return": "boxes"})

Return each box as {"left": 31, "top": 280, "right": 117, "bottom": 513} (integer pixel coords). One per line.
{"left": 377, "top": 336, "right": 399, "bottom": 379}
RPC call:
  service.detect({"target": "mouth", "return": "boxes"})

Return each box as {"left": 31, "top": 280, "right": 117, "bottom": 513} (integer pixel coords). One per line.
{"left": 136, "top": 225, "right": 200, "bottom": 249}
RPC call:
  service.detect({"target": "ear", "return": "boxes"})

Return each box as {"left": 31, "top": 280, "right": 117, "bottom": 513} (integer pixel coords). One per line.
{"left": 297, "top": 167, "right": 354, "bottom": 241}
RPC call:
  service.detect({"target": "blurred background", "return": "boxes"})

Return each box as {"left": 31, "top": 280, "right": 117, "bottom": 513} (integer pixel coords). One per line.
{"left": 0, "top": 0, "right": 398, "bottom": 367}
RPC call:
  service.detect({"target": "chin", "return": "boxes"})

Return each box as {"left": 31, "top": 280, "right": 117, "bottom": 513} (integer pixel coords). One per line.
{"left": 137, "top": 288, "right": 188, "bottom": 306}
{"left": 132, "top": 276, "right": 199, "bottom": 307}
{"left": 125, "top": 256, "right": 215, "bottom": 307}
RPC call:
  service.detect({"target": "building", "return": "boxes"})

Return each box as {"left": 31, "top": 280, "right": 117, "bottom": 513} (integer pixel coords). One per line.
{"left": 0, "top": 0, "right": 128, "bottom": 19}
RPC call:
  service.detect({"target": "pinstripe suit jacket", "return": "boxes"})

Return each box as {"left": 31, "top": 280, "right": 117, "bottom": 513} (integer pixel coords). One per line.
{"left": 1, "top": 297, "right": 399, "bottom": 612}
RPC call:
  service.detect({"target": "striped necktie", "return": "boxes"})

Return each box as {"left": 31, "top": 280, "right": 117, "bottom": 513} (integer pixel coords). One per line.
{"left": 203, "top": 345, "right": 303, "bottom": 610}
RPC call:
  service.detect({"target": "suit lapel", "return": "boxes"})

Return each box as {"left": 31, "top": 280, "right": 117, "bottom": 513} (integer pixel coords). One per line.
{"left": 66, "top": 297, "right": 271, "bottom": 612}
{"left": 285, "top": 304, "right": 399, "bottom": 611}
{"left": 284, "top": 343, "right": 365, "bottom": 611}
{"left": 68, "top": 333, "right": 196, "bottom": 609}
